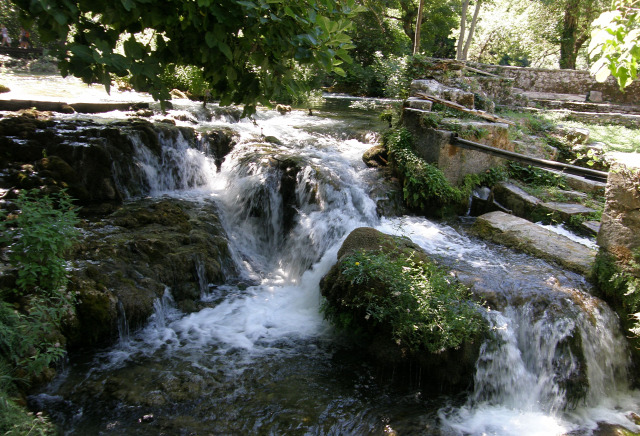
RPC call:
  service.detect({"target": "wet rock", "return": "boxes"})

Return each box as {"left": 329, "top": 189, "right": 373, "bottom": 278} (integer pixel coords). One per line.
{"left": 320, "top": 227, "right": 483, "bottom": 393}
{"left": 202, "top": 129, "right": 238, "bottom": 170}
{"left": 67, "top": 198, "right": 235, "bottom": 347}
{"left": 472, "top": 211, "right": 596, "bottom": 277}
{"left": 362, "top": 145, "right": 388, "bottom": 168}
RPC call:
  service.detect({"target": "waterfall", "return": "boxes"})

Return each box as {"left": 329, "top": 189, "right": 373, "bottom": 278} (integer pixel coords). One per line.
{"left": 440, "top": 297, "right": 634, "bottom": 435}
{"left": 34, "top": 99, "right": 640, "bottom": 435}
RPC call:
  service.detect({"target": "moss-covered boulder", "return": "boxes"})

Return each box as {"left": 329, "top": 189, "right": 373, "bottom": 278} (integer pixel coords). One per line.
{"left": 66, "top": 198, "right": 235, "bottom": 348}
{"left": 320, "top": 227, "right": 487, "bottom": 393}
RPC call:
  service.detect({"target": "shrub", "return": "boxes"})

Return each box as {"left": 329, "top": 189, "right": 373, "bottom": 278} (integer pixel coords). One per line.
{"left": 0, "top": 189, "right": 78, "bottom": 393}
{"left": 323, "top": 248, "right": 486, "bottom": 353}
{"left": 384, "top": 127, "right": 506, "bottom": 213}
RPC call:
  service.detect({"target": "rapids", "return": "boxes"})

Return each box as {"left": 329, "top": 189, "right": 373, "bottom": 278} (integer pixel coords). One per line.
{"left": 18, "top": 92, "right": 640, "bottom": 435}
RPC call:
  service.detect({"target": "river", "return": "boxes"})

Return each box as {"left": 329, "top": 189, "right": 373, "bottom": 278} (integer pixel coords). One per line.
{"left": 4, "top": 78, "right": 638, "bottom": 435}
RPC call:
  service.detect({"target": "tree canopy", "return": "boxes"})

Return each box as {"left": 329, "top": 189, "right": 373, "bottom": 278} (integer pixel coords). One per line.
{"left": 12, "top": 0, "right": 361, "bottom": 114}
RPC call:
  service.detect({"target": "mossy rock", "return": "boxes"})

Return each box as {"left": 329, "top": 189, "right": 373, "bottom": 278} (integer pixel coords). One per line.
{"left": 320, "top": 227, "right": 484, "bottom": 393}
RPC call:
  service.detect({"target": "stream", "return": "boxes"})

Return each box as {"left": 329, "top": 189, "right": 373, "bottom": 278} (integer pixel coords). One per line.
{"left": 10, "top": 88, "right": 640, "bottom": 435}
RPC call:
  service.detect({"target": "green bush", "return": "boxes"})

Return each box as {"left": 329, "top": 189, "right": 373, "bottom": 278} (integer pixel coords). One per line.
{"left": 324, "top": 249, "right": 486, "bottom": 353}
{"left": 593, "top": 250, "right": 640, "bottom": 338}
{"left": 2, "top": 190, "right": 79, "bottom": 296}
{"left": 0, "top": 189, "right": 79, "bottom": 423}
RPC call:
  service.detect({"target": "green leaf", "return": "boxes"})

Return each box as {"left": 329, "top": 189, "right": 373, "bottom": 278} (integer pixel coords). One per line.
{"left": 121, "top": 0, "right": 135, "bottom": 11}
{"left": 205, "top": 31, "right": 217, "bottom": 48}
{"left": 218, "top": 41, "right": 233, "bottom": 60}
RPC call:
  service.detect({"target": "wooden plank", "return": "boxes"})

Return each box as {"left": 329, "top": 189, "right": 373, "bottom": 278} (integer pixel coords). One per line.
{"left": 414, "top": 92, "right": 516, "bottom": 126}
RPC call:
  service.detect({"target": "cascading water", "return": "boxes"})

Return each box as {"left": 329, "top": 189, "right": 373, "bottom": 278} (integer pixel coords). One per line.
{"left": 32, "top": 96, "right": 640, "bottom": 435}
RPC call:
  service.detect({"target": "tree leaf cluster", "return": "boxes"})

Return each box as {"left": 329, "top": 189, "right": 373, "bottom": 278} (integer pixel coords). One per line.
{"left": 13, "top": 0, "right": 362, "bottom": 114}
{"left": 589, "top": 0, "right": 640, "bottom": 89}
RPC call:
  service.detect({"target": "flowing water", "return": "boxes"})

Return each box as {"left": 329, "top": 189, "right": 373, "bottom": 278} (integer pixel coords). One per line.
{"left": 19, "top": 93, "right": 640, "bottom": 435}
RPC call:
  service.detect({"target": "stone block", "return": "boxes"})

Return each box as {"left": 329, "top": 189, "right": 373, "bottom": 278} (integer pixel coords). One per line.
{"left": 402, "top": 109, "right": 513, "bottom": 186}
{"left": 492, "top": 181, "right": 541, "bottom": 217}
{"left": 598, "top": 163, "right": 640, "bottom": 259}
{"left": 409, "top": 79, "right": 475, "bottom": 109}
{"left": 587, "top": 90, "right": 603, "bottom": 102}
{"left": 472, "top": 211, "right": 596, "bottom": 277}
{"left": 403, "top": 97, "right": 433, "bottom": 111}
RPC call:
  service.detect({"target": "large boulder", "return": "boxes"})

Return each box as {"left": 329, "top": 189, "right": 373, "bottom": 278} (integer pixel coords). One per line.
{"left": 66, "top": 198, "right": 236, "bottom": 348}
{"left": 320, "top": 227, "right": 486, "bottom": 393}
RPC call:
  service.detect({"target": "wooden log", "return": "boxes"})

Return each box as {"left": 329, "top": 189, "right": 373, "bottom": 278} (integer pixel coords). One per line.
{"left": 414, "top": 92, "right": 516, "bottom": 126}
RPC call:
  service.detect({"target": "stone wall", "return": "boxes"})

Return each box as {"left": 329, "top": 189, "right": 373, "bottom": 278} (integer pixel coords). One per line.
{"left": 402, "top": 108, "right": 512, "bottom": 186}
{"left": 468, "top": 62, "right": 640, "bottom": 105}
{"left": 597, "top": 163, "right": 640, "bottom": 262}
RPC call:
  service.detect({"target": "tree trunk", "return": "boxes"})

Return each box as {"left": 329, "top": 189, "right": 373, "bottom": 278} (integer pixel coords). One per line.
{"left": 413, "top": 0, "right": 425, "bottom": 55}
{"left": 461, "top": 0, "right": 482, "bottom": 61}
{"left": 559, "top": 0, "right": 580, "bottom": 69}
{"left": 456, "top": 0, "right": 470, "bottom": 60}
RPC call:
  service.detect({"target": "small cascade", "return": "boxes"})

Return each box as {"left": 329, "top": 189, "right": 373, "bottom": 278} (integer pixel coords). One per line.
{"left": 194, "top": 255, "right": 210, "bottom": 297}
{"left": 116, "top": 300, "right": 130, "bottom": 345}
{"left": 442, "top": 296, "right": 634, "bottom": 435}
{"left": 149, "top": 288, "right": 180, "bottom": 330}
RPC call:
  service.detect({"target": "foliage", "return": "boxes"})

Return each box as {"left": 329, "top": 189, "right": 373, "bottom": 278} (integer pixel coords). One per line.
{"left": 589, "top": 0, "right": 640, "bottom": 89}
{"left": 1, "top": 189, "right": 79, "bottom": 296}
{"left": 384, "top": 127, "right": 505, "bottom": 212}
{"left": 593, "top": 250, "right": 640, "bottom": 340}
{"left": 0, "top": 189, "right": 78, "bottom": 398}
{"left": 385, "top": 127, "right": 465, "bottom": 209}
{"left": 507, "top": 162, "right": 569, "bottom": 188}
{"left": 324, "top": 248, "right": 486, "bottom": 353}
{"left": 13, "top": 0, "right": 362, "bottom": 115}
{"left": 0, "top": 392, "right": 56, "bottom": 435}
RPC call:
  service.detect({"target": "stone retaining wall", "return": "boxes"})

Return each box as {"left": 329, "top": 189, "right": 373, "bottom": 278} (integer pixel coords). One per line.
{"left": 468, "top": 62, "right": 640, "bottom": 105}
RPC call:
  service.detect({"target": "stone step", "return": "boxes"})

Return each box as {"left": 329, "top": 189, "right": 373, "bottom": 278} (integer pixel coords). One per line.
{"left": 531, "top": 99, "right": 640, "bottom": 115}
{"left": 472, "top": 211, "right": 596, "bottom": 277}
{"left": 492, "top": 181, "right": 598, "bottom": 224}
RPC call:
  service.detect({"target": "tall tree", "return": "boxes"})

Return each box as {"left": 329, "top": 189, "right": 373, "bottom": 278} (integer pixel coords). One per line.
{"left": 456, "top": 0, "right": 483, "bottom": 61}
{"left": 12, "top": 0, "right": 361, "bottom": 114}
{"left": 413, "top": 0, "right": 425, "bottom": 55}
{"left": 553, "top": 0, "right": 608, "bottom": 69}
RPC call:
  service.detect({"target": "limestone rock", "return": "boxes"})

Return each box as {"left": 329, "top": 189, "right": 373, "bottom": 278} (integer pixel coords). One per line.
{"left": 472, "top": 211, "right": 596, "bottom": 276}
{"left": 598, "top": 163, "right": 640, "bottom": 263}
{"left": 409, "top": 79, "right": 475, "bottom": 109}
{"left": 67, "top": 198, "right": 235, "bottom": 348}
